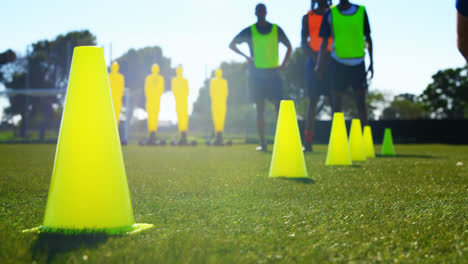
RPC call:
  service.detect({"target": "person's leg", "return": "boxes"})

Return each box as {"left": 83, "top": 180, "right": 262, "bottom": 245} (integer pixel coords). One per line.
{"left": 304, "top": 96, "right": 319, "bottom": 151}
{"left": 262, "top": 68, "right": 284, "bottom": 151}
{"left": 306, "top": 97, "right": 319, "bottom": 132}
{"left": 351, "top": 62, "right": 368, "bottom": 127}
{"left": 271, "top": 99, "right": 281, "bottom": 141}
{"left": 303, "top": 58, "right": 318, "bottom": 151}
{"left": 249, "top": 67, "right": 266, "bottom": 150}
{"left": 256, "top": 99, "right": 266, "bottom": 147}
{"left": 272, "top": 100, "right": 280, "bottom": 116}
{"left": 354, "top": 89, "right": 368, "bottom": 127}
{"left": 332, "top": 91, "right": 343, "bottom": 113}
{"left": 329, "top": 59, "right": 345, "bottom": 114}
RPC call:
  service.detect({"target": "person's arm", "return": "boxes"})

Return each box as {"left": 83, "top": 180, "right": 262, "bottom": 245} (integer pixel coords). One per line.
{"left": 457, "top": 11, "right": 468, "bottom": 64}
{"left": 315, "top": 38, "right": 329, "bottom": 79}
{"left": 366, "top": 35, "right": 374, "bottom": 79}
{"left": 301, "top": 15, "right": 316, "bottom": 61}
{"left": 364, "top": 10, "right": 374, "bottom": 79}
{"left": 278, "top": 27, "right": 292, "bottom": 70}
{"left": 229, "top": 28, "right": 253, "bottom": 64}
{"left": 315, "top": 11, "right": 331, "bottom": 79}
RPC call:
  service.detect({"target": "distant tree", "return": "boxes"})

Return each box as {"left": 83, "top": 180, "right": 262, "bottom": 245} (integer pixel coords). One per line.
{"left": 420, "top": 67, "right": 468, "bottom": 119}
{"left": 382, "top": 93, "right": 427, "bottom": 119}
{"left": 0, "top": 30, "right": 96, "bottom": 139}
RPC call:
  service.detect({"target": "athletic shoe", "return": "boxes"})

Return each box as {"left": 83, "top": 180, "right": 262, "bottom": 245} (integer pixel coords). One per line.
{"left": 255, "top": 142, "right": 267, "bottom": 152}
{"left": 304, "top": 142, "right": 313, "bottom": 152}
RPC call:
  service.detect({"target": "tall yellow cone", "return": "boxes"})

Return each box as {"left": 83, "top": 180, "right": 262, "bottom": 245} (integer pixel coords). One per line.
{"left": 23, "top": 47, "right": 152, "bottom": 235}
{"left": 269, "top": 100, "right": 308, "bottom": 178}
{"left": 349, "top": 119, "right": 366, "bottom": 161}
{"left": 325, "top": 113, "right": 352, "bottom": 165}
{"left": 363, "top": 126, "right": 375, "bottom": 158}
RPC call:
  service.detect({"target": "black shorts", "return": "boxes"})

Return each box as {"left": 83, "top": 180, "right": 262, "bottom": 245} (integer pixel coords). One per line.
{"left": 248, "top": 66, "right": 284, "bottom": 103}
{"left": 305, "top": 58, "right": 330, "bottom": 99}
{"left": 329, "top": 59, "right": 368, "bottom": 92}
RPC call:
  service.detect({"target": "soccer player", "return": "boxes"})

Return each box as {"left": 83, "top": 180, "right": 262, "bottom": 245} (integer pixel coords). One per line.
{"left": 316, "top": 0, "right": 374, "bottom": 127}
{"left": 301, "top": 0, "right": 333, "bottom": 152}
{"left": 229, "top": 3, "right": 292, "bottom": 151}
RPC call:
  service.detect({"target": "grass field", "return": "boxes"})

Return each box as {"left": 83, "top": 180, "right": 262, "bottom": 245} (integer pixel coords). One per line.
{"left": 0, "top": 144, "right": 467, "bottom": 263}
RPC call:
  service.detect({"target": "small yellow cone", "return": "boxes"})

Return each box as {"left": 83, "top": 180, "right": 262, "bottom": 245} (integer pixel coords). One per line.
{"left": 363, "top": 126, "right": 375, "bottom": 158}
{"left": 325, "top": 113, "right": 352, "bottom": 166}
{"left": 23, "top": 47, "right": 152, "bottom": 235}
{"left": 269, "top": 100, "right": 308, "bottom": 178}
{"left": 349, "top": 119, "right": 366, "bottom": 161}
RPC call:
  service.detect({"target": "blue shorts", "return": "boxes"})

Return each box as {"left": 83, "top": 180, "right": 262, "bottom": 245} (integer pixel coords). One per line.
{"left": 248, "top": 66, "right": 284, "bottom": 103}
{"left": 305, "top": 58, "right": 330, "bottom": 99}
{"left": 329, "top": 59, "right": 368, "bottom": 92}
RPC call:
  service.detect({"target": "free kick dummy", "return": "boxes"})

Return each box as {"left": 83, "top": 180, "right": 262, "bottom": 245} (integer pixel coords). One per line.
{"left": 109, "top": 62, "right": 125, "bottom": 124}
{"left": 171, "top": 66, "right": 192, "bottom": 145}
{"left": 209, "top": 69, "right": 228, "bottom": 145}
{"left": 141, "top": 64, "right": 165, "bottom": 145}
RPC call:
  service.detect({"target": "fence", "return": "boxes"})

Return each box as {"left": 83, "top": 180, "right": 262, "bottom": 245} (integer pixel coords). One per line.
{"left": 298, "top": 119, "right": 468, "bottom": 144}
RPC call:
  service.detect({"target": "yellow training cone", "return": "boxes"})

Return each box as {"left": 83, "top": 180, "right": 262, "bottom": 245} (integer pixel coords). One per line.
{"left": 269, "top": 100, "right": 308, "bottom": 178}
{"left": 349, "top": 119, "right": 366, "bottom": 161}
{"left": 325, "top": 113, "right": 352, "bottom": 165}
{"left": 23, "top": 47, "right": 152, "bottom": 235}
{"left": 363, "top": 125, "right": 375, "bottom": 158}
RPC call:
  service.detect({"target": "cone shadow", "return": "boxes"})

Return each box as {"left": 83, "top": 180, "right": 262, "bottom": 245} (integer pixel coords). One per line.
{"left": 304, "top": 151, "right": 325, "bottom": 155}
{"left": 31, "top": 233, "right": 110, "bottom": 263}
{"left": 271, "top": 177, "right": 315, "bottom": 184}
{"left": 376, "top": 154, "right": 436, "bottom": 159}
{"left": 326, "top": 164, "right": 362, "bottom": 168}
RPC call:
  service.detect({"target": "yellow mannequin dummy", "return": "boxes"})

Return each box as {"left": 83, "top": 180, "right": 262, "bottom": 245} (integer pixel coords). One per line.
{"left": 108, "top": 62, "right": 125, "bottom": 124}
{"left": 172, "top": 66, "right": 189, "bottom": 144}
{"left": 143, "top": 64, "right": 165, "bottom": 144}
{"left": 210, "top": 69, "right": 228, "bottom": 145}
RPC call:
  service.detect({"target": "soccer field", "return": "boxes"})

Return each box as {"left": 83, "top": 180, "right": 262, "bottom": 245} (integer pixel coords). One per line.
{"left": 0, "top": 144, "right": 467, "bottom": 263}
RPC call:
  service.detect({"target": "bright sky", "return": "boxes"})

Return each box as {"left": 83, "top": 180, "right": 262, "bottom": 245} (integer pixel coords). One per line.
{"left": 0, "top": 0, "right": 465, "bottom": 122}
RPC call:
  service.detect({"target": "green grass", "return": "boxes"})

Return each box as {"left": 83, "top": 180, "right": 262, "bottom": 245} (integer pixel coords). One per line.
{"left": 0, "top": 144, "right": 467, "bottom": 263}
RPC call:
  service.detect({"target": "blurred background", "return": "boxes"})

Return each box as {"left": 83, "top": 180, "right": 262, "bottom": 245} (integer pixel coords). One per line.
{"left": 0, "top": 0, "right": 466, "bottom": 143}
